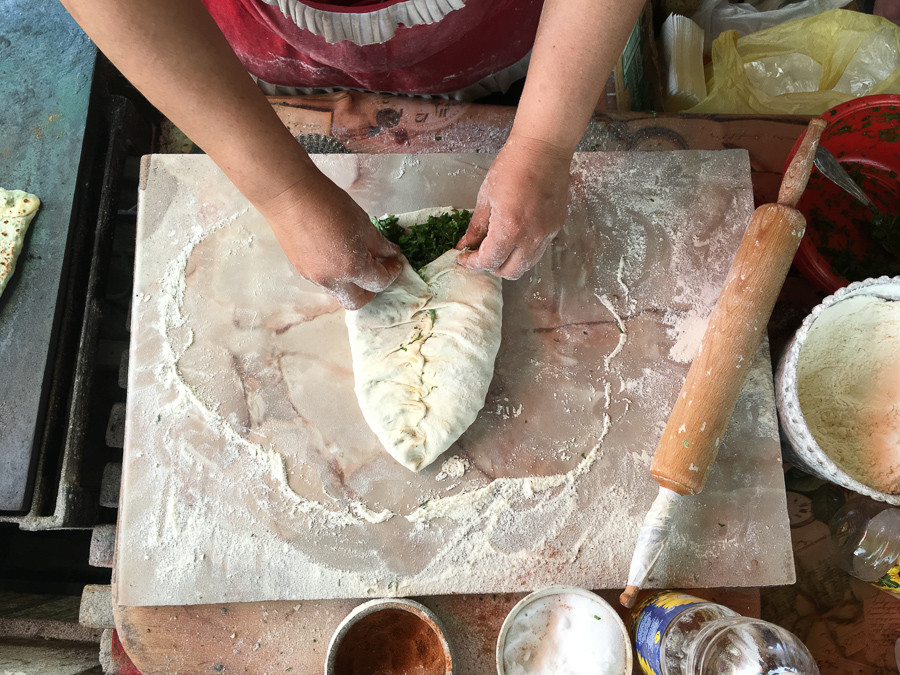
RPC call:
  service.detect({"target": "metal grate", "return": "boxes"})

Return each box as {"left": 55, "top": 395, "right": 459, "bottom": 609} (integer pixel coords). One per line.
{"left": 1, "top": 92, "right": 153, "bottom": 531}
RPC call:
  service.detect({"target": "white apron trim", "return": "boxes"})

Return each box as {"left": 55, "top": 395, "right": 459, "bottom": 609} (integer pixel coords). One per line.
{"left": 252, "top": 50, "right": 530, "bottom": 100}
{"left": 260, "top": 0, "right": 467, "bottom": 45}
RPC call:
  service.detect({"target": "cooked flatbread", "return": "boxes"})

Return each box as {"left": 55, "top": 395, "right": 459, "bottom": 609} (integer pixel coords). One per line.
{"left": 0, "top": 188, "right": 40, "bottom": 299}
{"left": 346, "top": 207, "right": 503, "bottom": 472}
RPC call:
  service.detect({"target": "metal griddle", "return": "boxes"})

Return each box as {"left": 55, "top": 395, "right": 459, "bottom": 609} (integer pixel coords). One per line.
{"left": 0, "top": 1, "right": 96, "bottom": 512}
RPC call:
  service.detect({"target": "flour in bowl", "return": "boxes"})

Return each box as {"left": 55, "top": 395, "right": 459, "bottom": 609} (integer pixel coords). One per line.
{"left": 797, "top": 295, "right": 900, "bottom": 495}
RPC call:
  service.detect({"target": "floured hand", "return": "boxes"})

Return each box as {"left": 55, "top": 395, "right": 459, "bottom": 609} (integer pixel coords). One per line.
{"left": 258, "top": 168, "right": 404, "bottom": 309}
{"left": 457, "top": 135, "right": 571, "bottom": 280}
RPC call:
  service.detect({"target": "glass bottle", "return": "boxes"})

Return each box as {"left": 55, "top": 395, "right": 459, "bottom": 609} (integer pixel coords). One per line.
{"left": 829, "top": 498, "right": 900, "bottom": 598}
{"left": 632, "top": 591, "right": 819, "bottom": 675}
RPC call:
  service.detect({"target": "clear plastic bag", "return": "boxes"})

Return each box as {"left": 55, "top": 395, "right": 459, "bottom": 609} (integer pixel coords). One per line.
{"left": 691, "top": 0, "right": 850, "bottom": 52}
{"left": 686, "top": 9, "right": 900, "bottom": 114}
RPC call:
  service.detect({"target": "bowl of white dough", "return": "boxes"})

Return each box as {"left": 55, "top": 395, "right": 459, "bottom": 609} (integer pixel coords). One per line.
{"left": 776, "top": 276, "right": 900, "bottom": 504}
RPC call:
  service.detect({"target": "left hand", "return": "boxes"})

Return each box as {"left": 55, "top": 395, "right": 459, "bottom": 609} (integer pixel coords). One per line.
{"left": 457, "top": 134, "right": 572, "bottom": 279}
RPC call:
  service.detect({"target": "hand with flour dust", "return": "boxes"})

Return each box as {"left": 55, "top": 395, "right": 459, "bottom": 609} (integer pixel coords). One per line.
{"left": 457, "top": 135, "right": 571, "bottom": 280}
{"left": 258, "top": 168, "right": 404, "bottom": 310}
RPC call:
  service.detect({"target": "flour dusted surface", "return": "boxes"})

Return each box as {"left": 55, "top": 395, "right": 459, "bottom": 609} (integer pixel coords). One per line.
{"left": 117, "top": 152, "right": 792, "bottom": 606}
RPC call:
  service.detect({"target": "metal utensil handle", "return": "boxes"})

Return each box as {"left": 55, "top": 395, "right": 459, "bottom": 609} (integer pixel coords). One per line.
{"left": 813, "top": 145, "right": 879, "bottom": 213}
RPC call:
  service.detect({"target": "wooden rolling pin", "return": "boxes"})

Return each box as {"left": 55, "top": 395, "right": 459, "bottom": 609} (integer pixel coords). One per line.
{"left": 620, "top": 117, "right": 826, "bottom": 608}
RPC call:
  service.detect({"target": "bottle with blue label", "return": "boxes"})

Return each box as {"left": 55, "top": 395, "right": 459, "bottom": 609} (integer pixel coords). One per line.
{"left": 632, "top": 591, "right": 819, "bottom": 675}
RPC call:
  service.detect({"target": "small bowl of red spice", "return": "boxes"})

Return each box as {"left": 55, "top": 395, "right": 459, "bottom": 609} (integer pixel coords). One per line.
{"left": 326, "top": 598, "right": 454, "bottom": 675}
{"left": 787, "top": 94, "right": 900, "bottom": 293}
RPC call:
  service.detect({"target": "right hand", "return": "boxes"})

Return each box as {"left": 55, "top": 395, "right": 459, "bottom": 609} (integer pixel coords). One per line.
{"left": 457, "top": 134, "right": 571, "bottom": 280}
{"left": 257, "top": 168, "right": 405, "bottom": 310}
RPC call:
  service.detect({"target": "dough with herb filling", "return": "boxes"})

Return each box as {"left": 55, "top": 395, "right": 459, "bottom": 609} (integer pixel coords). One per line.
{"left": 0, "top": 189, "right": 40, "bottom": 299}
{"left": 346, "top": 207, "right": 503, "bottom": 472}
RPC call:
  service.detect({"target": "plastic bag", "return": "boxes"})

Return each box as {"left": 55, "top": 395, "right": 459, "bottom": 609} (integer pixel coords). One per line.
{"left": 691, "top": 0, "right": 850, "bottom": 52}
{"left": 686, "top": 9, "right": 900, "bottom": 114}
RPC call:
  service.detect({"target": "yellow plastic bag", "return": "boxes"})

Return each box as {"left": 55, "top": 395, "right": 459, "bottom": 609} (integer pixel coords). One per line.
{"left": 687, "top": 9, "right": 900, "bottom": 114}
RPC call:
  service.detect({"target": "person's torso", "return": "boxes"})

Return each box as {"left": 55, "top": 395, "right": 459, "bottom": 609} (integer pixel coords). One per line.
{"left": 203, "top": 0, "right": 543, "bottom": 96}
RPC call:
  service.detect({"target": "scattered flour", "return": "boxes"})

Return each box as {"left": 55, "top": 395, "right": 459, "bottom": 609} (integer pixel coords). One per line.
{"left": 119, "top": 151, "right": 773, "bottom": 606}
{"left": 435, "top": 455, "right": 470, "bottom": 482}
{"left": 666, "top": 310, "right": 709, "bottom": 364}
{"left": 594, "top": 293, "right": 627, "bottom": 370}
{"left": 131, "top": 193, "right": 623, "bottom": 604}
{"left": 616, "top": 255, "right": 630, "bottom": 301}
{"left": 351, "top": 502, "right": 394, "bottom": 524}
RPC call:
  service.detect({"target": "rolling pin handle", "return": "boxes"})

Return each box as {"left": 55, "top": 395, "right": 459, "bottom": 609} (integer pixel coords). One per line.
{"left": 620, "top": 585, "right": 640, "bottom": 609}
{"left": 778, "top": 118, "right": 826, "bottom": 208}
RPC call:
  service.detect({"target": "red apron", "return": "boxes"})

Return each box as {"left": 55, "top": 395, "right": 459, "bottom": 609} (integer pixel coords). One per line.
{"left": 202, "top": 0, "right": 543, "bottom": 96}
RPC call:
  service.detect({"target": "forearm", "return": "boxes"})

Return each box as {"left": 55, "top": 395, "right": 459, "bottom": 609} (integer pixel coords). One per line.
{"left": 59, "top": 0, "right": 316, "bottom": 210}
{"left": 512, "top": 0, "right": 647, "bottom": 155}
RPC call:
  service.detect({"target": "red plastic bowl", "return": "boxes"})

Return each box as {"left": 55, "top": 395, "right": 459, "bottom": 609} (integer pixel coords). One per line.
{"left": 785, "top": 95, "right": 900, "bottom": 294}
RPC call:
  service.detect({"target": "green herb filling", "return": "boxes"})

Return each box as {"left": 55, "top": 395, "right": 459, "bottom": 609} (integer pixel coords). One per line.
{"left": 372, "top": 209, "right": 472, "bottom": 271}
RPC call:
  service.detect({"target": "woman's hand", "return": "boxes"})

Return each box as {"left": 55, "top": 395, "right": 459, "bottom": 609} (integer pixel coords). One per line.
{"left": 457, "top": 135, "right": 571, "bottom": 279}
{"left": 259, "top": 168, "right": 404, "bottom": 309}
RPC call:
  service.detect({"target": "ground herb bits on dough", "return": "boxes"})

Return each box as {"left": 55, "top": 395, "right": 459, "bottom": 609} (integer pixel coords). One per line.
{"left": 372, "top": 209, "right": 472, "bottom": 271}
{"left": 397, "top": 307, "right": 438, "bottom": 353}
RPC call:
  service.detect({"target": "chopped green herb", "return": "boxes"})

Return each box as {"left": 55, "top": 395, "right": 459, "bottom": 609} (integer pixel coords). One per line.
{"left": 371, "top": 214, "right": 402, "bottom": 241}
{"left": 419, "top": 499, "right": 430, "bottom": 508}
{"left": 581, "top": 453, "right": 586, "bottom": 459}
{"left": 398, "top": 330, "right": 428, "bottom": 353}
{"left": 372, "top": 209, "right": 472, "bottom": 271}
{"left": 594, "top": 615, "right": 602, "bottom": 620}
{"left": 428, "top": 309, "right": 437, "bottom": 323}
{"left": 682, "top": 439, "right": 690, "bottom": 448}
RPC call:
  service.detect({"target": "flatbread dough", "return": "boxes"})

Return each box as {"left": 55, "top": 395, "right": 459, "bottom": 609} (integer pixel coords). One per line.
{"left": 0, "top": 188, "right": 40, "bottom": 299}
{"left": 346, "top": 207, "right": 503, "bottom": 472}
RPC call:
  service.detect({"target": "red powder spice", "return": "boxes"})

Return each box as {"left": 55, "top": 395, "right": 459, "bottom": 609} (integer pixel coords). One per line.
{"left": 333, "top": 608, "right": 447, "bottom": 675}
